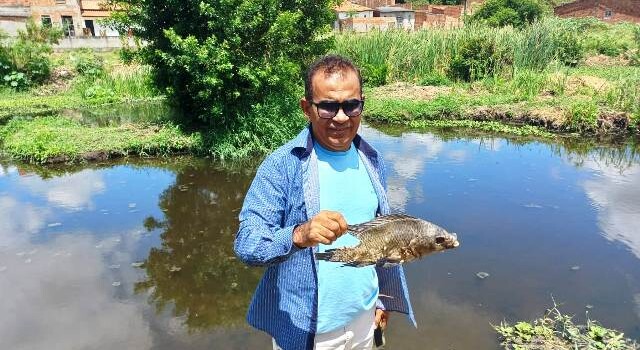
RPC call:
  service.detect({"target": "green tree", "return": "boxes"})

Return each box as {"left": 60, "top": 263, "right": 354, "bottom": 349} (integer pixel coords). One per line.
{"left": 106, "top": 0, "right": 336, "bottom": 127}
{"left": 470, "top": 0, "right": 549, "bottom": 28}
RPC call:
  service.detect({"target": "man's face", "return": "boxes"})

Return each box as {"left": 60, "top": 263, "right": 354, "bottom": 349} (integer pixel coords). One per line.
{"left": 301, "top": 69, "right": 362, "bottom": 151}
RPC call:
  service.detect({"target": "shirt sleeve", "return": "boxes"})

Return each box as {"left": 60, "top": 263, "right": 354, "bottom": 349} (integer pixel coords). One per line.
{"left": 234, "top": 154, "right": 303, "bottom": 267}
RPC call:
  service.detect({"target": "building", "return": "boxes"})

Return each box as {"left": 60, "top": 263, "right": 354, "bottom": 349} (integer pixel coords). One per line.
{"left": 376, "top": 6, "right": 415, "bottom": 30}
{"left": 334, "top": 0, "right": 375, "bottom": 30}
{"left": 340, "top": 16, "right": 397, "bottom": 32}
{"left": 414, "top": 5, "right": 464, "bottom": 29}
{"left": 0, "top": 0, "right": 117, "bottom": 37}
{"left": 554, "top": 0, "right": 640, "bottom": 24}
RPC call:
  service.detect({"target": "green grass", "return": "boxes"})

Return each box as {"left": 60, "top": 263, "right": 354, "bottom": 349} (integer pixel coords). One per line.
{"left": 0, "top": 115, "right": 202, "bottom": 164}
{"left": 495, "top": 303, "right": 639, "bottom": 349}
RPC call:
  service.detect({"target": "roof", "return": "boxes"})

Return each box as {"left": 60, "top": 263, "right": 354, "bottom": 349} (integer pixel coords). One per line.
{"left": 81, "top": 10, "right": 110, "bottom": 17}
{"left": 335, "top": 1, "right": 374, "bottom": 12}
{"left": 81, "top": 0, "right": 107, "bottom": 11}
{"left": 0, "top": 7, "right": 30, "bottom": 18}
{"left": 376, "top": 6, "right": 415, "bottom": 13}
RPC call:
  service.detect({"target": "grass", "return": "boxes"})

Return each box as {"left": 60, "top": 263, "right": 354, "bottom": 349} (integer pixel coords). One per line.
{"left": 0, "top": 115, "right": 202, "bottom": 164}
{"left": 495, "top": 302, "right": 639, "bottom": 349}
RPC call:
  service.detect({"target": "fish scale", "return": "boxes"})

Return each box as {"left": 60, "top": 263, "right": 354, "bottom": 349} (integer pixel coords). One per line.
{"left": 315, "top": 214, "right": 460, "bottom": 267}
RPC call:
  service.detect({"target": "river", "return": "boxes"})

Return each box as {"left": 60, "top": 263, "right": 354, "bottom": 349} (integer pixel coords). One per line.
{"left": 1, "top": 124, "right": 639, "bottom": 349}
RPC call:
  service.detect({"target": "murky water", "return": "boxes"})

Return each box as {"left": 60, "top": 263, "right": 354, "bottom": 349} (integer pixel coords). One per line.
{"left": 1, "top": 125, "right": 639, "bottom": 349}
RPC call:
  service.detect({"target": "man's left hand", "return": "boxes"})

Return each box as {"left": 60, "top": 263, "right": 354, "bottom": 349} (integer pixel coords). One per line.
{"left": 375, "top": 309, "right": 389, "bottom": 329}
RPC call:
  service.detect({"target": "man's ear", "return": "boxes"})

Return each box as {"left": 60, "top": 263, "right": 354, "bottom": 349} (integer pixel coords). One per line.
{"left": 300, "top": 98, "right": 312, "bottom": 121}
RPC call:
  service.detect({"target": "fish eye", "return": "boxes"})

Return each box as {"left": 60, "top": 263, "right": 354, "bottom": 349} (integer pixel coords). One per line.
{"left": 435, "top": 237, "right": 445, "bottom": 244}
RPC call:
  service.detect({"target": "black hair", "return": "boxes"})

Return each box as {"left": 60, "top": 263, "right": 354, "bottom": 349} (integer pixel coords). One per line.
{"left": 304, "top": 55, "right": 362, "bottom": 102}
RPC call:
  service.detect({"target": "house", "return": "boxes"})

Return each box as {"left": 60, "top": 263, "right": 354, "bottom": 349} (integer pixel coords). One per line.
{"left": 334, "top": 1, "right": 375, "bottom": 30}
{"left": 554, "top": 0, "right": 640, "bottom": 24}
{"left": 0, "top": 0, "right": 29, "bottom": 36}
{"left": 340, "top": 16, "right": 397, "bottom": 32}
{"left": 78, "top": 0, "right": 117, "bottom": 36}
{"left": 0, "top": 0, "right": 118, "bottom": 37}
{"left": 414, "top": 4, "right": 464, "bottom": 29}
{"left": 376, "top": 6, "right": 415, "bottom": 30}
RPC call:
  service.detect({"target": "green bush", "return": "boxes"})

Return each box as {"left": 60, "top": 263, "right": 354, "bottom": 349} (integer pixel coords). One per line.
{"left": 470, "top": 0, "right": 549, "bottom": 28}
{"left": 551, "top": 19, "right": 584, "bottom": 66}
{"left": 449, "top": 33, "right": 509, "bottom": 81}
{"left": 567, "top": 99, "right": 598, "bottom": 133}
{"left": 70, "top": 49, "right": 105, "bottom": 77}
{"left": 3, "top": 71, "right": 29, "bottom": 91}
{"left": 106, "top": 0, "right": 335, "bottom": 129}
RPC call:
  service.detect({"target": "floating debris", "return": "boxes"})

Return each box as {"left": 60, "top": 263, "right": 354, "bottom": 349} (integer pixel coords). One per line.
{"left": 523, "top": 203, "right": 543, "bottom": 209}
{"left": 128, "top": 209, "right": 139, "bottom": 213}
{"left": 230, "top": 282, "right": 238, "bottom": 289}
{"left": 108, "top": 264, "right": 121, "bottom": 269}
{"left": 476, "top": 272, "right": 490, "bottom": 279}
{"left": 16, "top": 251, "right": 25, "bottom": 256}
{"left": 47, "top": 222, "right": 63, "bottom": 228}
{"left": 570, "top": 265, "right": 580, "bottom": 271}
{"left": 467, "top": 178, "right": 479, "bottom": 182}
{"left": 95, "top": 244, "right": 103, "bottom": 249}
{"left": 131, "top": 262, "right": 144, "bottom": 268}
{"left": 113, "top": 238, "right": 121, "bottom": 243}
{"left": 169, "top": 265, "right": 182, "bottom": 272}
{"left": 112, "top": 281, "right": 121, "bottom": 287}
{"left": 128, "top": 203, "right": 137, "bottom": 208}
{"left": 585, "top": 304, "right": 594, "bottom": 310}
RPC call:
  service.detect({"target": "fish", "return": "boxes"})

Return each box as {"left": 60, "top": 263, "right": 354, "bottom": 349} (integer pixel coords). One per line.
{"left": 315, "top": 214, "right": 459, "bottom": 268}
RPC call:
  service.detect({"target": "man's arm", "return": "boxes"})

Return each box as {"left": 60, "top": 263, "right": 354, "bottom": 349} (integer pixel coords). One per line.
{"left": 234, "top": 156, "right": 348, "bottom": 267}
{"left": 234, "top": 156, "right": 300, "bottom": 267}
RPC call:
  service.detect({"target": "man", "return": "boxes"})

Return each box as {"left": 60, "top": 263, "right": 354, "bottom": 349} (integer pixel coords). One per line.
{"left": 234, "top": 55, "right": 414, "bottom": 350}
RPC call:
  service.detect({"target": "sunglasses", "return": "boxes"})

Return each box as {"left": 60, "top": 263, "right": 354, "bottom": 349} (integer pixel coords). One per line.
{"left": 309, "top": 98, "right": 365, "bottom": 119}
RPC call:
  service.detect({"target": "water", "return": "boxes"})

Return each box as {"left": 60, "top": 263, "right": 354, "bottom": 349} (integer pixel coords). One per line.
{"left": 1, "top": 125, "right": 639, "bottom": 349}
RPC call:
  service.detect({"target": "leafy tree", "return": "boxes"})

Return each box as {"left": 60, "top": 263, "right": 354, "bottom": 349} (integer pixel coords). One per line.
{"left": 105, "top": 0, "right": 336, "bottom": 128}
{"left": 470, "top": 0, "right": 549, "bottom": 28}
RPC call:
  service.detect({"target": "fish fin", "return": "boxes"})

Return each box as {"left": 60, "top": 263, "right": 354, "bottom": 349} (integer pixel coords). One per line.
{"left": 342, "top": 261, "right": 375, "bottom": 268}
{"left": 315, "top": 251, "right": 335, "bottom": 261}
{"left": 375, "top": 258, "right": 402, "bottom": 268}
{"left": 347, "top": 214, "right": 418, "bottom": 238}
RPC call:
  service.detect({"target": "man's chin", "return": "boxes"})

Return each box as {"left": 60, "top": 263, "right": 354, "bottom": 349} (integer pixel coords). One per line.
{"left": 326, "top": 138, "right": 351, "bottom": 151}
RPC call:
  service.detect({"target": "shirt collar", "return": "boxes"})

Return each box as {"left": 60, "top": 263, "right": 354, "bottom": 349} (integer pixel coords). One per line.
{"left": 291, "top": 124, "right": 378, "bottom": 161}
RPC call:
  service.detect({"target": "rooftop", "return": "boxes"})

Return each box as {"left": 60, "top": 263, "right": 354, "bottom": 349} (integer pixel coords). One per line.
{"left": 335, "top": 1, "right": 374, "bottom": 12}
{"left": 376, "top": 6, "right": 415, "bottom": 13}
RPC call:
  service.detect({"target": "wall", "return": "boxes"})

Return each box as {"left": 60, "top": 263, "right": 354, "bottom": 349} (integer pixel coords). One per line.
{"left": 554, "top": 0, "right": 640, "bottom": 24}
{"left": 379, "top": 11, "right": 415, "bottom": 30}
{"left": 52, "top": 35, "right": 132, "bottom": 50}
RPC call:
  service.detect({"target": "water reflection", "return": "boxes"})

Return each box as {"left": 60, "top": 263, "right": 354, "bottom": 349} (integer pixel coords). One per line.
{"left": 136, "top": 162, "right": 263, "bottom": 330}
{"left": 18, "top": 170, "right": 106, "bottom": 211}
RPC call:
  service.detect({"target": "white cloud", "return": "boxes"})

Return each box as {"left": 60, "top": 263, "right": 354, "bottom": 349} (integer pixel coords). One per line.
{"left": 19, "top": 170, "right": 106, "bottom": 210}
{"left": 0, "top": 196, "right": 48, "bottom": 248}
{"left": 0, "top": 234, "right": 153, "bottom": 350}
{"left": 581, "top": 160, "right": 640, "bottom": 259}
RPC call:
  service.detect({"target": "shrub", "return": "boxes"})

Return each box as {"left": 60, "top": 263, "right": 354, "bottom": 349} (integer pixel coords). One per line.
{"left": 106, "top": 0, "right": 335, "bottom": 129}
{"left": 470, "top": 0, "right": 549, "bottom": 28}
{"left": 449, "top": 32, "right": 510, "bottom": 81}
{"left": 70, "top": 49, "right": 105, "bottom": 77}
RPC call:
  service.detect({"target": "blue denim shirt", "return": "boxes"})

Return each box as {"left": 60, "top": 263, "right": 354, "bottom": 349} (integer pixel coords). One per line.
{"left": 234, "top": 125, "right": 415, "bottom": 350}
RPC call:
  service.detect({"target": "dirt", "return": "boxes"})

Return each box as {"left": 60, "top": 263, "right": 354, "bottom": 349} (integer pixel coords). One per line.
{"left": 597, "top": 111, "right": 630, "bottom": 133}
{"left": 369, "top": 83, "right": 451, "bottom": 100}
{"left": 584, "top": 54, "right": 630, "bottom": 67}
{"left": 33, "top": 66, "right": 76, "bottom": 96}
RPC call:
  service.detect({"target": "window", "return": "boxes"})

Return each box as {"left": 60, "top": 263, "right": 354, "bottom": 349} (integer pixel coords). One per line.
{"left": 62, "top": 16, "right": 75, "bottom": 37}
{"left": 604, "top": 8, "right": 613, "bottom": 19}
{"left": 41, "top": 15, "right": 52, "bottom": 28}
{"left": 396, "top": 16, "right": 403, "bottom": 26}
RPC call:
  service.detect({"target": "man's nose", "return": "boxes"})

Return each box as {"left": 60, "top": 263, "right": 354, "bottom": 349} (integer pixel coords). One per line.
{"left": 332, "top": 108, "right": 349, "bottom": 123}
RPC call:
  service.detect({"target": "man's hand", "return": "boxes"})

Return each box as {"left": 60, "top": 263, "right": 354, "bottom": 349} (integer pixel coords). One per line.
{"left": 293, "top": 210, "right": 348, "bottom": 248}
{"left": 375, "top": 309, "right": 389, "bottom": 329}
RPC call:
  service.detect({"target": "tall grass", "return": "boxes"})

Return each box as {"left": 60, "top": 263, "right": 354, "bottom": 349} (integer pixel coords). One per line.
{"left": 334, "top": 17, "right": 587, "bottom": 85}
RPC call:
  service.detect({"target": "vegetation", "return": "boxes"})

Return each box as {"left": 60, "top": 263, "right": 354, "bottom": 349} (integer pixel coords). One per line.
{"left": 470, "top": 0, "right": 550, "bottom": 28}
{"left": 105, "top": 0, "right": 335, "bottom": 160}
{"left": 495, "top": 303, "right": 639, "bottom": 349}
{"left": 0, "top": 115, "right": 201, "bottom": 163}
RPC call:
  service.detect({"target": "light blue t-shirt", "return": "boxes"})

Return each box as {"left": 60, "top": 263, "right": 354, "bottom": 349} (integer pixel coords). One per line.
{"left": 315, "top": 142, "right": 379, "bottom": 334}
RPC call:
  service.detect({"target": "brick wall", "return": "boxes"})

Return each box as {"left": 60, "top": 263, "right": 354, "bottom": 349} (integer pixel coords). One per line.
{"left": 554, "top": 0, "right": 640, "bottom": 24}
{"left": 0, "top": 0, "right": 31, "bottom": 5}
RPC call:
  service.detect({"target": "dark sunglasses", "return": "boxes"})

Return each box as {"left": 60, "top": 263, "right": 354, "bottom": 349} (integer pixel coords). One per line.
{"left": 309, "top": 98, "right": 365, "bottom": 119}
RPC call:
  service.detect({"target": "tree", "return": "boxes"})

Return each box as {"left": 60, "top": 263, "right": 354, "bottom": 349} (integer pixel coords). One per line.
{"left": 106, "top": 0, "right": 337, "bottom": 128}
{"left": 470, "top": 0, "right": 549, "bottom": 28}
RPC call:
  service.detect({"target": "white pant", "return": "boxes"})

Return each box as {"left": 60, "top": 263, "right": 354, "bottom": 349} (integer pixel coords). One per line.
{"left": 273, "top": 307, "right": 376, "bottom": 350}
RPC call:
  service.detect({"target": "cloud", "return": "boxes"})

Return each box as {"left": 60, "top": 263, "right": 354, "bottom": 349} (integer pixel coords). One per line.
{"left": 0, "top": 196, "right": 48, "bottom": 248}
{"left": 0, "top": 233, "right": 153, "bottom": 350}
{"left": 581, "top": 160, "right": 640, "bottom": 259}
{"left": 19, "top": 170, "right": 106, "bottom": 210}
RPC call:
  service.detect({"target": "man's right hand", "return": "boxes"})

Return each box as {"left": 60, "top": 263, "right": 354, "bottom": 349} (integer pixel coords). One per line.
{"left": 292, "top": 210, "right": 348, "bottom": 248}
